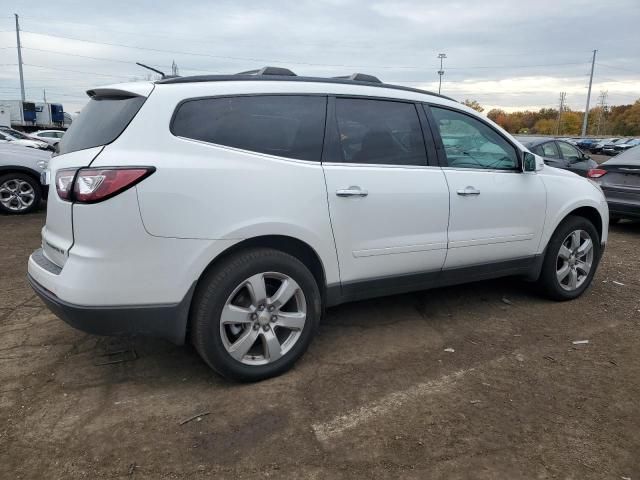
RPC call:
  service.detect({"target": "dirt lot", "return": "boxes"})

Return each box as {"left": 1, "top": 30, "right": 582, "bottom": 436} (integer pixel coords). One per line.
{"left": 2, "top": 203, "right": 640, "bottom": 479}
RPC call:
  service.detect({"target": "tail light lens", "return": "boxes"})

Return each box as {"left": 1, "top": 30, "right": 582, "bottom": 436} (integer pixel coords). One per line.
{"left": 55, "top": 168, "right": 78, "bottom": 200}
{"left": 56, "top": 167, "right": 155, "bottom": 203}
{"left": 588, "top": 168, "right": 607, "bottom": 178}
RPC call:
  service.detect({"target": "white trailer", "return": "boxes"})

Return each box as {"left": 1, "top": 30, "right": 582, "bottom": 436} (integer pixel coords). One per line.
{"left": 0, "top": 100, "right": 37, "bottom": 128}
{"left": 0, "top": 104, "right": 10, "bottom": 128}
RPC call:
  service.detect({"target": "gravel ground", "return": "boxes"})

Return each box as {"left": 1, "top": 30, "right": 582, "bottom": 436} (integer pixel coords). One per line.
{"left": 1, "top": 204, "right": 639, "bottom": 479}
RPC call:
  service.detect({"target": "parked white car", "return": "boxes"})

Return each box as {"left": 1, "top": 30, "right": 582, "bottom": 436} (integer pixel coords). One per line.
{"left": 0, "top": 128, "right": 50, "bottom": 150}
{"left": 28, "top": 68, "right": 609, "bottom": 381}
{"left": 0, "top": 143, "right": 49, "bottom": 214}
{"left": 31, "top": 129, "right": 65, "bottom": 146}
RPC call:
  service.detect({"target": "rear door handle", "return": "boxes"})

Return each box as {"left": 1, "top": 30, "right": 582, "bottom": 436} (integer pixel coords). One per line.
{"left": 456, "top": 186, "right": 481, "bottom": 196}
{"left": 336, "top": 186, "right": 368, "bottom": 197}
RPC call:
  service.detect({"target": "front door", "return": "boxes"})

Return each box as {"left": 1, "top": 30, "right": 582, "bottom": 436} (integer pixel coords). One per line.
{"left": 427, "top": 105, "right": 546, "bottom": 269}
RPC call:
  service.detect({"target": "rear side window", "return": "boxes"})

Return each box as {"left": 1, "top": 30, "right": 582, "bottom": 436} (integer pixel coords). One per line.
{"left": 171, "top": 95, "right": 326, "bottom": 162}
{"left": 534, "top": 142, "right": 560, "bottom": 159}
{"left": 334, "top": 98, "right": 427, "bottom": 166}
{"left": 58, "top": 96, "right": 146, "bottom": 155}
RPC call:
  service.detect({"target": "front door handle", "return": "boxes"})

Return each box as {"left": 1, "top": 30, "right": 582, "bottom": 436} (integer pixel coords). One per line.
{"left": 457, "top": 186, "right": 481, "bottom": 196}
{"left": 336, "top": 186, "right": 368, "bottom": 197}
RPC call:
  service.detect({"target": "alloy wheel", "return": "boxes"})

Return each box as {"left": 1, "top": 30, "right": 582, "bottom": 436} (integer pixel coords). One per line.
{"left": 556, "top": 229, "right": 594, "bottom": 291}
{"left": 220, "top": 271, "right": 307, "bottom": 365}
{"left": 0, "top": 179, "right": 35, "bottom": 212}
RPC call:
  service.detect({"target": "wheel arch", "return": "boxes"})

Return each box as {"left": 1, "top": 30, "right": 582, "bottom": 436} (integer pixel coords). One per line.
{"left": 0, "top": 166, "right": 42, "bottom": 185}
{"left": 184, "top": 234, "right": 328, "bottom": 342}
{"left": 566, "top": 206, "right": 603, "bottom": 242}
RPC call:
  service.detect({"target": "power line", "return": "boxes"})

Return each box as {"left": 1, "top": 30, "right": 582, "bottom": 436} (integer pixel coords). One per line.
{"left": 596, "top": 63, "right": 640, "bottom": 74}
{"left": 23, "top": 63, "right": 139, "bottom": 79}
{"left": 20, "top": 30, "right": 422, "bottom": 70}
{"left": 20, "top": 30, "right": 600, "bottom": 73}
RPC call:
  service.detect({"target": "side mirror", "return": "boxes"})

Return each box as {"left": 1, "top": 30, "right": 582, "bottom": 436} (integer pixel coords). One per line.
{"left": 523, "top": 152, "right": 544, "bottom": 172}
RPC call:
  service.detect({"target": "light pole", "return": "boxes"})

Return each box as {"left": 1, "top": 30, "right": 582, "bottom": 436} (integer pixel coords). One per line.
{"left": 437, "top": 53, "right": 447, "bottom": 95}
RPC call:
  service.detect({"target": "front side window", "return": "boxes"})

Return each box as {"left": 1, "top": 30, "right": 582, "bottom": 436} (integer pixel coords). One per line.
{"left": 334, "top": 98, "right": 427, "bottom": 166}
{"left": 430, "top": 106, "right": 519, "bottom": 170}
{"left": 171, "top": 95, "right": 326, "bottom": 162}
{"left": 557, "top": 141, "right": 581, "bottom": 161}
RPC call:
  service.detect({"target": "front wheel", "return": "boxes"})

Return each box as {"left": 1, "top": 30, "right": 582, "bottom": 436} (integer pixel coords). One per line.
{"left": 191, "top": 248, "right": 321, "bottom": 382}
{"left": 537, "top": 216, "right": 601, "bottom": 300}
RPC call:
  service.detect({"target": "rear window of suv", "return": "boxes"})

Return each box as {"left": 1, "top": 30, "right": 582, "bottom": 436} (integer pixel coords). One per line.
{"left": 57, "top": 95, "right": 146, "bottom": 155}
{"left": 171, "top": 95, "right": 327, "bottom": 161}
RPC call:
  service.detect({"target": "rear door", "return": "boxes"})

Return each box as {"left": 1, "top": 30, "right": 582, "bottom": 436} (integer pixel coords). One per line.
{"left": 322, "top": 96, "right": 450, "bottom": 290}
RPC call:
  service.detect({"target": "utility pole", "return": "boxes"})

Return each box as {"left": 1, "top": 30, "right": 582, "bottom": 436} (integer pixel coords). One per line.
{"left": 437, "top": 53, "right": 447, "bottom": 95}
{"left": 556, "top": 92, "right": 566, "bottom": 135}
{"left": 14, "top": 13, "right": 26, "bottom": 103}
{"left": 595, "top": 90, "right": 608, "bottom": 136}
{"left": 581, "top": 49, "right": 597, "bottom": 137}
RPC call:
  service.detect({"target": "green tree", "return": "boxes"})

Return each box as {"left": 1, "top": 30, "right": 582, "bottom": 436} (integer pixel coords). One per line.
{"left": 462, "top": 99, "right": 484, "bottom": 113}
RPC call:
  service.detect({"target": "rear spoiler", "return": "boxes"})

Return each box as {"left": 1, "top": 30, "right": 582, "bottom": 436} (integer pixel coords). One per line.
{"left": 86, "top": 82, "right": 154, "bottom": 99}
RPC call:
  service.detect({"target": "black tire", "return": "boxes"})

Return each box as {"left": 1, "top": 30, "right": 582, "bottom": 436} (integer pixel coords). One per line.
{"left": 191, "top": 248, "right": 321, "bottom": 382}
{"left": 0, "top": 173, "right": 42, "bottom": 215}
{"left": 537, "top": 215, "right": 601, "bottom": 301}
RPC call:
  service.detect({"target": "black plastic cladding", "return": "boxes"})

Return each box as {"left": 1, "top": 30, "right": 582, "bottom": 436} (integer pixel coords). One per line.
{"left": 156, "top": 74, "right": 457, "bottom": 102}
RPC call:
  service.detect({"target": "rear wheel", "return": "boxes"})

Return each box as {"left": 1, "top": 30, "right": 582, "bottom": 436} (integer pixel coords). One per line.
{"left": 0, "top": 173, "right": 41, "bottom": 215}
{"left": 191, "top": 248, "right": 321, "bottom": 382}
{"left": 537, "top": 216, "right": 601, "bottom": 300}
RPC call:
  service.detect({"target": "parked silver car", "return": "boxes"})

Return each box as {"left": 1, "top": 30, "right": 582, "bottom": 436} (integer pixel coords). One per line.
{"left": 0, "top": 143, "right": 50, "bottom": 214}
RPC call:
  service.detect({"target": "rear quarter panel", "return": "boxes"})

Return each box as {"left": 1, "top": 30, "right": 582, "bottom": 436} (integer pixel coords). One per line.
{"left": 89, "top": 81, "right": 341, "bottom": 285}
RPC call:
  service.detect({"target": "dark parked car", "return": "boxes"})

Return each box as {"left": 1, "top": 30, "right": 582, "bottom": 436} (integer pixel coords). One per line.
{"left": 611, "top": 138, "right": 640, "bottom": 155}
{"left": 589, "top": 137, "right": 619, "bottom": 154}
{"left": 589, "top": 146, "right": 640, "bottom": 222}
{"left": 576, "top": 138, "right": 597, "bottom": 150}
{"left": 602, "top": 138, "right": 631, "bottom": 156}
{"left": 516, "top": 137, "right": 597, "bottom": 177}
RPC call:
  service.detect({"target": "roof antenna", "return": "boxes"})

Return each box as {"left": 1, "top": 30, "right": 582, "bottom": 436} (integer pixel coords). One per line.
{"left": 136, "top": 62, "right": 166, "bottom": 79}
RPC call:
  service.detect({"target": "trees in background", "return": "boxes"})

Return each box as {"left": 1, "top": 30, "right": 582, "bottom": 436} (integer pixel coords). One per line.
{"left": 480, "top": 98, "right": 640, "bottom": 136}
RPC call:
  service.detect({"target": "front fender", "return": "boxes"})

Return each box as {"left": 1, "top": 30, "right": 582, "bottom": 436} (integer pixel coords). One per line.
{"left": 539, "top": 172, "right": 609, "bottom": 251}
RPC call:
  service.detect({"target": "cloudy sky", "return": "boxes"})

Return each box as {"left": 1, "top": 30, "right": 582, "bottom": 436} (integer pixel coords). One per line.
{"left": 1, "top": 0, "right": 639, "bottom": 114}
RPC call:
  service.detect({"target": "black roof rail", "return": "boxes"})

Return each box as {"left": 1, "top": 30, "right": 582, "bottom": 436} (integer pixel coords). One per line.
{"left": 157, "top": 73, "right": 457, "bottom": 102}
{"left": 236, "top": 66, "right": 297, "bottom": 77}
{"left": 333, "top": 73, "right": 382, "bottom": 83}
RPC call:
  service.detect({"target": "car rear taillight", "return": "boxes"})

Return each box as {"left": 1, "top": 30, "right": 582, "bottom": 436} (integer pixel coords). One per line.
{"left": 55, "top": 168, "right": 78, "bottom": 200}
{"left": 56, "top": 167, "right": 155, "bottom": 203}
{"left": 587, "top": 168, "right": 607, "bottom": 178}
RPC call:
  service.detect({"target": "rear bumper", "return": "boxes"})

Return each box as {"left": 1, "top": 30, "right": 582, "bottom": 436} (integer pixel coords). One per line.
{"left": 28, "top": 272, "right": 194, "bottom": 345}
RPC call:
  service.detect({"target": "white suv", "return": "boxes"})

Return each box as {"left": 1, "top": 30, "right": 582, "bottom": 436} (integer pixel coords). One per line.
{"left": 28, "top": 67, "right": 609, "bottom": 381}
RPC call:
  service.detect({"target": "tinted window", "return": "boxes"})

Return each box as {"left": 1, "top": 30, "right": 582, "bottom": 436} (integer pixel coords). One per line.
{"left": 172, "top": 95, "right": 326, "bottom": 162}
{"left": 557, "top": 141, "right": 581, "bottom": 161}
{"left": 58, "top": 96, "right": 146, "bottom": 155}
{"left": 536, "top": 142, "right": 560, "bottom": 159}
{"left": 430, "top": 106, "right": 518, "bottom": 170}
{"left": 334, "top": 98, "right": 427, "bottom": 166}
